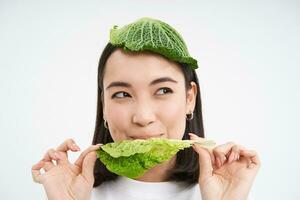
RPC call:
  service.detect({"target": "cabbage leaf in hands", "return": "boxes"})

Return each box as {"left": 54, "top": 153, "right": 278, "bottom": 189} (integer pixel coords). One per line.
{"left": 96, "top": 138, "right": 215, "bottom": 179}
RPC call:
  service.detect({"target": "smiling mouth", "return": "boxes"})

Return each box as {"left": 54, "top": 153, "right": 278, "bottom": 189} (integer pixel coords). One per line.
{"left": 129, "top": 133, "right": 165, "bottom": 140}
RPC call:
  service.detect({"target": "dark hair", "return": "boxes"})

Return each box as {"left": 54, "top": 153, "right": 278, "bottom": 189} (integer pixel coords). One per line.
{"left": 92, "top": 43, "right": 205, "bottom": 187}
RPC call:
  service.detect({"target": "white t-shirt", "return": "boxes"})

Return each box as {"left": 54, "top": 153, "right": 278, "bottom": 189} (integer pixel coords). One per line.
{"left": 91, "top": 176, "right": 202, "bottom": 200}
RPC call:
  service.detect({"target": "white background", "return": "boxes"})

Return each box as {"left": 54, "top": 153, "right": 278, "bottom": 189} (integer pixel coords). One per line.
{"left": 0, "top": 0, "right": 299, "bottom": 199}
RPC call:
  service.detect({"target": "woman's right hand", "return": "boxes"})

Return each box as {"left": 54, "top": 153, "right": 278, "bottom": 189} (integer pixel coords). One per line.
{"left": 31, "top": 139, "right": 101, "bottom": 200}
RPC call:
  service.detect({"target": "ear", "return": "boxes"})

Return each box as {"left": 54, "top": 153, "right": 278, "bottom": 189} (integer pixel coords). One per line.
{"left": 186, "top": 81, "right": 197, "bottom": 114}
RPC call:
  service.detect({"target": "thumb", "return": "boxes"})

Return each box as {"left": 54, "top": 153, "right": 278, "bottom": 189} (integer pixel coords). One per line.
{"left": 82, "top": 151, "right": 97, "bottom": 185}
{"left": 194, "top": 146, "right": 213, "bottom": 180}
{"left": 189, "top": 133, "right": 213, "bottom": 181}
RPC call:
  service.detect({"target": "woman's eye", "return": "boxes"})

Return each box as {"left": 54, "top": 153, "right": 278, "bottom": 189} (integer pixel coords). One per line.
{"left": 156, "top": 87, "right": 173, "bottom": 95}
{"left": 111, "top": 92, "right": 131, "bottom": 99}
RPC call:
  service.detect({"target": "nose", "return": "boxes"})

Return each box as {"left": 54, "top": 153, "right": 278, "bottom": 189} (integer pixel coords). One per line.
{"left": 132, "top": 101, "right": 156, "bottom": 127}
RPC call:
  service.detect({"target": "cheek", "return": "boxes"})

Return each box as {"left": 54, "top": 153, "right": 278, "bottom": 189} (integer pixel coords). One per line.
{"left": 158, "top": 98, "right": 186, "bottom": 139}
{"left": 105, "top": 103, "right": 131, "bottom": 141}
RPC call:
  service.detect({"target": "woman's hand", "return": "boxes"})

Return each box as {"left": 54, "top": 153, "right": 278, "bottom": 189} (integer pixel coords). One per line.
{"left": 31, "top": 139, "right": 101, "bottom": 200}
{"left": 190, "top": 133, "right": 260, "bottom": 200}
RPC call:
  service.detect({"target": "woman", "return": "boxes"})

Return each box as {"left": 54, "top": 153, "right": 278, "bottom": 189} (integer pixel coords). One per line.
{"left": 32, "top": 17, "right": 260, "bottom": 200}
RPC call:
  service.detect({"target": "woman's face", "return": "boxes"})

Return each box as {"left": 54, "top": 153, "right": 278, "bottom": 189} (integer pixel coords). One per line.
{"left": 102, "top": 48, "right": 197, "bottom": 142}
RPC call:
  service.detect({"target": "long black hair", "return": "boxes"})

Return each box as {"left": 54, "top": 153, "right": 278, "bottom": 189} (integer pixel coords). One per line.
{"left": 92, "top": 43, "right": 205, "bottom": 187}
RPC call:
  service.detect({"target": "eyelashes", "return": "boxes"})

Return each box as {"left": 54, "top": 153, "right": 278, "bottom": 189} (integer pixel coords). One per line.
{"left": 111, "top": 91, "right": 131, "bottom": 98}
{"left": 156, "top": 87, "right": 173, "bottom": 95}
{"left": 111, "top": 87, "right": 174, "bottom": 99}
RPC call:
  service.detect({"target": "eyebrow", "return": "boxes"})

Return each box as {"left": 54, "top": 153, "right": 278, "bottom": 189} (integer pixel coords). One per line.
{"left": 105, "top": 77, "right": 178, "bottom": 90}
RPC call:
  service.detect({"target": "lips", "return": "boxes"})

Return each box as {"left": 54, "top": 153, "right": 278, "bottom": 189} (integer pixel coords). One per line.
{"left": 129, "top": 133, "right": 164, "bottom": 140}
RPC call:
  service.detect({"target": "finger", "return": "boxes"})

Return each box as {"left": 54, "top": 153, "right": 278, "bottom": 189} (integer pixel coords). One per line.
{"left": 189, "top": 133, "right": 213, "bottom": 180}
{"left": 74, "top": 144, "right": 102, "bottom": 168}
{"left": 43, "top": 161, "right": 55, "bottom": 172}
{"left": 227, "top": 150, "right": 235, "bottom": 164}
{"left": 55, "top": 151, "right": 70, "bottom": 165}
{"left": 240, "top": 150, "right": 260, "bottom": 168}
{"left": 208, "top": 150, "right": 216, "bottom": 167}
{"left": 82, "top": 151, "right": 97, "bottom": 185}
{"left": 189, "top": 133, "right": 215, "bottom": 166}
{"left": 238, "top": 155, "right": 252, "bottom": 167}
{"left": 56, "top": 138, "right": 81, "bottom": 154}
{"left": 31, "top": 160, "right": 45, "bottom": 184}
{"left": 41, "top": 148, "right": 68, "bottom": 166}
{"left": 227, "top": 145, "right": 242, "bottom": 163}
{"left": 213, "top": 142, "right": 237, "bottom": 166}
{"left": 43, "top": 148, "right": 59, "bottom": 162}
{"left": 215, "top": 143, "right": 247, "bottom": 167}
{"left": 55, "top": 139, "right": 80, "bottom": 163}
{"left": 193, "top": 146, "right": 214, "bottom": 180}
{"left": 42, "top": 148, "right": 68, "bottom": 165}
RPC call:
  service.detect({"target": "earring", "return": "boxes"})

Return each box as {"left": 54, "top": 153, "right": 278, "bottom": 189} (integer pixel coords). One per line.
{"left": 186, "top": 111, "right": 194, "bottom": 121}
{"left": 104, "top": 119, "right": 108, "bottom": 129}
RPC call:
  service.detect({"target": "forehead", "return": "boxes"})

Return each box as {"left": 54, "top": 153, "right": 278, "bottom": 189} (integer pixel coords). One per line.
{"left": 103, "top": 48, "right": 184, "bottom": 84}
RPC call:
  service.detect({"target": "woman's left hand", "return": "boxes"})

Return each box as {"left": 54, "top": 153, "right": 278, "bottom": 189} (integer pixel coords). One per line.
{"left": 189, "top": 133, "right": 260, "bottom": 200}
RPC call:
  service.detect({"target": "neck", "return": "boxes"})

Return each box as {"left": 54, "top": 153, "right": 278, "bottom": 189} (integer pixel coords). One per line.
{"left": 135, "top": 156, "right": 176, "bottom": 182}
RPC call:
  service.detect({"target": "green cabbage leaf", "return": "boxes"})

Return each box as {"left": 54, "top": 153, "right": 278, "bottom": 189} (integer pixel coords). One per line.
{"left": 96, "top": 138, "right": 215, "bottom": 179}
{"left": 109, "top": 17, "right": 198, "bottom": 69}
